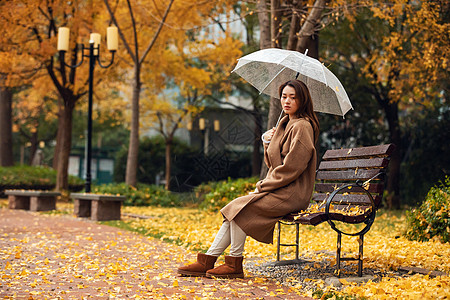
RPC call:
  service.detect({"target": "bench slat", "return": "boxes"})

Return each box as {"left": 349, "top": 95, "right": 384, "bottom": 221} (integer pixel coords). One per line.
{"left": 322, "top": 144, "right": 396, "bottom": 160}
{"left": 314, "top": 182, "right": 385, "bottom": 194}
{"left": 311, "top": 193, "right": 381, "bottom": 206}
{"left": 327, "top": 204, "right": 372, "bottom": 211}
{"left": 71, "top": 193, "right": 126, "bottom": 201}
{"left": 316, "top": 169, "right": 384, "bottom": 181}
{"left": 318, "top": 157, "right": 389, "bottom": 171}
{"left": 289, "top": 210, "right": 372, "bottom": 226}
{"left": 5, "top": 190, "right": 61, "bottom": 197}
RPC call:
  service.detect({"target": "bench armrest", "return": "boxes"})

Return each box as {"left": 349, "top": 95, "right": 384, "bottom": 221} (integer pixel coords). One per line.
{"left": 324, "top": 183, "right": 377, "bottom": 236}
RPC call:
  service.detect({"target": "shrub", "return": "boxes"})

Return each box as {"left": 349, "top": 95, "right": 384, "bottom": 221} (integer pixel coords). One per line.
{"left": 0, "top": 165, "right": 84, "bottom": 192}
{"left": 198, "top": 177, "right": 259, "bottom": 212}
{"left": 404, "top": 176, "right": 450, "bottom": 243}
{"left": 91, "top": 183, "right": 182, "bottom": 207}
{"left": 193, "top": 180, "right": 221, "bottom": 203}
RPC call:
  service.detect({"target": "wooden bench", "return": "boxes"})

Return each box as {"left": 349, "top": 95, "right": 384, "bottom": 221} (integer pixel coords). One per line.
{"left": 71, "top": 193, "right": 126, "bottom": 221}
{"left": 275, "top": 144, "right": 396, "bottom": 277}
{"left": 5, "top": 190, "right": 60, "bottom": 211}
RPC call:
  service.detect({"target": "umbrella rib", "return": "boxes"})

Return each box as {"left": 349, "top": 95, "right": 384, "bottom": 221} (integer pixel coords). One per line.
{"left": 259, "top": 66, "right": 287, "bottom": 96}
{"left": 319, "top": 63, "right": 352, "bottom": 115}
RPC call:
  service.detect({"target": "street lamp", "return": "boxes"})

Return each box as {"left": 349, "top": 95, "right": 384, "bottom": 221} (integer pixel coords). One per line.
{"left": 198, "top": 118, "right": 220, "bottom": 155}
{"left": 57, "top": 26, "right": 118, "bottom": 192}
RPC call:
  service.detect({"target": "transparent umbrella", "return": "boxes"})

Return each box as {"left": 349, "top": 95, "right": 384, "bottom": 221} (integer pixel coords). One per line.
{"left": 232, "top": 48, "right": 353, "bottom": 117}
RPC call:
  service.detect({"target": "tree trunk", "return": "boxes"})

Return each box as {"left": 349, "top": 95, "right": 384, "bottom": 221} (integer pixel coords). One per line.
{"left": 252, "top": 108, "right": 263, "bottom": 176}
{"left": 303, "top": 34, "right": 319, "bottom": 59}
{"left": 257, "top": 0, "right": 271, "bottom": 49}
{"left": 125, "top": 65, "right": 141, "bottom": 186}
{"left": 286, "top": 1, "right": 302, "bottom": 50}
{"left": 271, "top": 0, "right": 282, "bottom": 48}
{"left": 295, "top": 0, "right": 326, "bottom": 54}
{"left": 258, "top": 0, "right": 281, "bottom": 178}
{"left": 0, "top": 86, "right": 13, "bottom": 166}
{"left": 53, "top": 99, "right": 63, "bottom": 170}
{"left": 383, "top": 100, "right": 401, "bottom": 209}
{"left": 165, "top": 139, "right": 172, "bottom": 191}
{"left": 267, "top": 0, "right": 282, "bottom": 132}
{"left": 55, "top": 101, "right": 74, "bottom": 191}
{"left": 28, "top": 130, "right": 38, "bottom": 165}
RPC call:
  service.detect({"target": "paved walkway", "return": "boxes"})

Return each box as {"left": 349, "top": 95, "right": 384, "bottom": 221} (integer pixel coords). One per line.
{"left": 0, "top": 208, "right": 312, "bottom": 299}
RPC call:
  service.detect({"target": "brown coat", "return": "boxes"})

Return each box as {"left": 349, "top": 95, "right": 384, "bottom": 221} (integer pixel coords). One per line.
{"left": 221, "top": 116, "right": 317, "bottom": 244}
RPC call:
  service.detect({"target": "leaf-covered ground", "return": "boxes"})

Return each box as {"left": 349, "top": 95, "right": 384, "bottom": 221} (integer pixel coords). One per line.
{"left": 116, "top": 205, "right": 450, "bottom": 299}
{"left": 1, "top": 199, "right": 449, "bottom": 299}
{"left": 0, "top": 203, "right": 308, "bottom": 299}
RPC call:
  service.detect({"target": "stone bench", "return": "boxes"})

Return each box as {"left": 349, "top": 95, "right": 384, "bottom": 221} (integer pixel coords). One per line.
{"left": 5, "top": 190, "right": 60, "bottom": 211}
{"left": 70, "top": 193, "right": 126, "bottom": 221}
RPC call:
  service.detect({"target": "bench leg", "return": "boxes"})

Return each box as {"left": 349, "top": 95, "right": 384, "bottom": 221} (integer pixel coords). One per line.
{"left": 30, "top": 196, "right": 56, "bottom": 212}
{"left": 91, "top": 200, "right": 121, "bottom": 221}
{"left": 8, "top": 195, "right": 30, "bottom": 210}
{"left": 276, "top": 221, "right": 301, "bottom": 263}
{"left": 358, "top": 234, "right": 364, "bottom": 277}
{"left": 336, "top": 232, "right": 342, "bottom": 277}
{"left": 74, "top": 199, "right": 91, "bottom": 217}
{"left": 295, "top": 223, "right": 300, "bottom": 260}
{"left": 276, "top": 221, "right": 281, "bottom": 261}
{"left": 335, "top": 232, "right": 365, "bottom": 277}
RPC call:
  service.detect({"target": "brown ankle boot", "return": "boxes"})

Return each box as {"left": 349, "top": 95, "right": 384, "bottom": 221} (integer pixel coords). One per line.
{"left": 178, "top": 253, "right": 217, "bottom": 277}
{"left": 205, "top": 255, "right": 244, "bottom": 279}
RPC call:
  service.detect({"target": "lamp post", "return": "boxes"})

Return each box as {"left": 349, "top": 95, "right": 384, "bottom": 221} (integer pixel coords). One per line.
{"left": 198, "top": 118, "right": 220, "bottom": 155}
{"left": 57, "top": 26, "right": 118, "bottom": 192}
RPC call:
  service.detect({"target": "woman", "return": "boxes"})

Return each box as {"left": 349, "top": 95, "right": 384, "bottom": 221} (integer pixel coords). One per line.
{"left": 178, "top": 79, "right": 319, "bottom": 279}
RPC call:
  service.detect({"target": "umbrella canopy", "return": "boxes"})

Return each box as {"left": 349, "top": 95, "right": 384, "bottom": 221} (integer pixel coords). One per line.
{"left": 232, "top": 48, "right": 353, "bottom": 117}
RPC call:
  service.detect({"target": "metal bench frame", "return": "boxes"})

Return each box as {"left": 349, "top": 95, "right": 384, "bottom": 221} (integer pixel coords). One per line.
{"left": 274, "top": 144, "right": 396, "bottom": 277}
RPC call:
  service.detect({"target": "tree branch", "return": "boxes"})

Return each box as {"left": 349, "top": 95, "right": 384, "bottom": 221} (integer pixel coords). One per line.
{"left": 295, "top": 0, "right": 327, "bottom": 52}
{"left": 139, "top": 0, "right": 175, "bottom": 65}
{"left": 126, "top": 0, "right": 139, "bottom": 63}
{"left": 103, "top": 0, "right": 137, "bottom": 63}
{"left": 156, "top": 111, "right": 168, "bottom": 139}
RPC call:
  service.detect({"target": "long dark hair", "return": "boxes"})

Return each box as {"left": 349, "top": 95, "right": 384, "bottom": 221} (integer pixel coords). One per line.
{"left": 278, "top": 79, "right": 320, "bottom": 144}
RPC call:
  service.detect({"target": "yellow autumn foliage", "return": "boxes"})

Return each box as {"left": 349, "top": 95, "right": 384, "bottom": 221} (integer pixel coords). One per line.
{"left": 1, "top": 199, "right": 448, "bottom": 298}
{"left": 119, "top": 205, "right": 450, "bottom": 299}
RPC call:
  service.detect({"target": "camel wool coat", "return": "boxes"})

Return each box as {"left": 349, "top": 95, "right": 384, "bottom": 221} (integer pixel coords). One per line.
{"left": 221, "top": 115, "right": 317, "bottom": 244}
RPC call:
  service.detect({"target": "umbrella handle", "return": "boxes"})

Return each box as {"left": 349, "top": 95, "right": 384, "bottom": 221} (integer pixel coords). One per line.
{"left": 275, "top": 110, "right": 284, "bottom": 128}
{"left": 262, "top": 111, "right": 284, "bottom": 144}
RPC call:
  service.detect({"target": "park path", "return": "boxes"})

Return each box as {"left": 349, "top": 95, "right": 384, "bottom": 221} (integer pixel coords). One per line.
{"left": 0, "top": 208, "right": 312, "bottom": 299}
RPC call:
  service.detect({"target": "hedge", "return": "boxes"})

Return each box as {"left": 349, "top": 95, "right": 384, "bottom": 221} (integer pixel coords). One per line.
{"left": 0, "top": 165, "right": 84, "bottom": 193}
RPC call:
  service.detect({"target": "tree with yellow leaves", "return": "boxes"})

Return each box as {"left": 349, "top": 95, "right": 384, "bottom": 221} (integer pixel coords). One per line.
{"left": 141, "top": 97, "right": 201, "bottom": 191}
{"left": 103, "top": 0, "right": 242, "bottom": 186}
{"left": 141, "top": 35, "right": 243, "bottom": 190}
{"left": 0, "top": 83, "right": 13, "bottom": 166}
{"left": 0, "top": 0, "right": 119, "bottom": 190}
{"left": 321, "top": 0, "right": 449, "bottom": 208}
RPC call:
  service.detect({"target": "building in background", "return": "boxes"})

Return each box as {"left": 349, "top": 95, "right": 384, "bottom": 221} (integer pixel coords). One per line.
{"left": 68, "top": 146, "right": 117, "bottom": 185}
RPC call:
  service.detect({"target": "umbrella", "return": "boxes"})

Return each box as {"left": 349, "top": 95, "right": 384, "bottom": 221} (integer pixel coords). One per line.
{"left": 232, "top": 48, "right": 353, "bottom": 117}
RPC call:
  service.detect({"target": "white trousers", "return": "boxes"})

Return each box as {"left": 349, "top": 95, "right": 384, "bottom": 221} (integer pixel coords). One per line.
{"left": 205, "top": 220, "right": 247, "bottom": 257}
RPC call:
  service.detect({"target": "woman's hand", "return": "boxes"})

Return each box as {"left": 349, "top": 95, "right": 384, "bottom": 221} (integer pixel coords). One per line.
{"left": 248, "top": 188, "right": 258, "bottom": 195}
{"left": 262, "top": 127, "right": 276, "bottom": 144}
